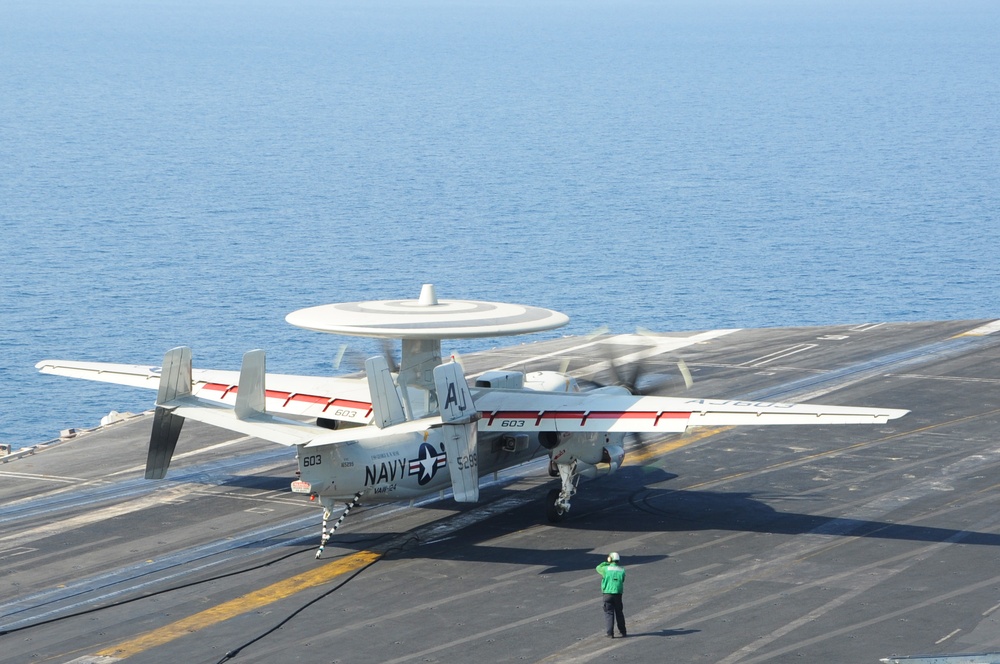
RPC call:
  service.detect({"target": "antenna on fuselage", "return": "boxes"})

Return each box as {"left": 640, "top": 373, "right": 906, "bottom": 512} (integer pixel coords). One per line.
{"left": 418, "top": 283, "right": 438, "bottom": 305}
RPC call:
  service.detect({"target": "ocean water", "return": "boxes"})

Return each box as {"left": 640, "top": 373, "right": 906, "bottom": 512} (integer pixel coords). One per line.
{"left": 1, "top": 0, "right": 998, "bottom": 449}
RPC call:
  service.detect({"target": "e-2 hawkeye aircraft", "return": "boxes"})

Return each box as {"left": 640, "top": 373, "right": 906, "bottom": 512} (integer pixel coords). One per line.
{"left": 36, "top": 285, "right": 908, "bottom": 557}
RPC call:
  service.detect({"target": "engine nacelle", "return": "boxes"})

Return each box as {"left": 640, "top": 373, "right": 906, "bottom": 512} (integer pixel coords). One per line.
{"left": 575, "top": 444, "right": 625, "bottom": 478}
{"left": 587, "top": 385, "right": 632, "bottom": 397}
{"left": 524, "top": 371, "right": 580, "bottom": 393}
{"left": 475, "top": 370, "right": 525, "bottom": 390}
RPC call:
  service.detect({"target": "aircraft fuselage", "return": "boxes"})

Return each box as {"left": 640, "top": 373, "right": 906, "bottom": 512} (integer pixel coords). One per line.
{"left": 296, "top": 427, "right": 618, "bottom": 503}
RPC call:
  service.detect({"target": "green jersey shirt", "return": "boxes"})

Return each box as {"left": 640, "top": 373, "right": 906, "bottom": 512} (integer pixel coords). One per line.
{"left": 596, "top": 561, "right": 626, "bottom": 594}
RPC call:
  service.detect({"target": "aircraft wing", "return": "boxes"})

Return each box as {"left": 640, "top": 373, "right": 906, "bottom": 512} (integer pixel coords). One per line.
{"left": 35, "top": 359, "right": 374, "bottom": 425}
{"left": 473, "top": 390, "right": 908, "bottom": 434}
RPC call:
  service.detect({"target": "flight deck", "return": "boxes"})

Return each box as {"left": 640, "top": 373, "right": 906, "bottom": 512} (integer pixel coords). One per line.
{"left": 4, "top": 319, "right": 1000, "bottom": 664}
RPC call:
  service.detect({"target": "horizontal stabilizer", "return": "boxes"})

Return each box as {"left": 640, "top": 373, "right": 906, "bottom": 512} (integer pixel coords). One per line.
{"left": 168, "top": 397, "right": 319, "bottom": 446}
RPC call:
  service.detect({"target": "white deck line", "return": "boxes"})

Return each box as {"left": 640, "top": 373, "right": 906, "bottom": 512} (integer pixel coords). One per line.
{"left": 960, "top": 320, "right": 1000, "bottom": 337}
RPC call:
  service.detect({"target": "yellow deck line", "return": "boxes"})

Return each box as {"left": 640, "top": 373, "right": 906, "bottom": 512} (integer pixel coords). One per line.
{"left": 625, "top": 426, "right": 732, "bottom": 466}
{"left": 97, "top": 550, "right": 381, "bottom": 659}
{"left": 92, "top": 432, "right": 718, "bottom": 660}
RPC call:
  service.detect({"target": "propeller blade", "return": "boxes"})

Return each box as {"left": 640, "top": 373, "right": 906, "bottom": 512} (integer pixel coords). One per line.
{"left": 677, "top": 359, "right": 694, "bottom": 389}
{"left": 333, "top": 344, "right": 349, "bottom": 371}
{"left": 585, "top": 325, "right": 610, "bottom": 340}
{"left": 380, "top": 339, "right": 400, "bottom": 373}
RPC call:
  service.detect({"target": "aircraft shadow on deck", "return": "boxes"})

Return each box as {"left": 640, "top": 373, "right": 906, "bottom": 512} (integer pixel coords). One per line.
{"left": 558, "top": 467, "right": 1000, "bottom": 547}
{"left": 230, "top": 464, "right": 1000, "bottom": 559}
{"left": 216, "top": 474, "right": 296, "bottom": 491}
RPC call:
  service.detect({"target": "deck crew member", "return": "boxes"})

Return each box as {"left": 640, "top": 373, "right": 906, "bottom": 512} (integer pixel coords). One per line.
{"left": 596, "top": 552, "right": 627, "bottom": 638}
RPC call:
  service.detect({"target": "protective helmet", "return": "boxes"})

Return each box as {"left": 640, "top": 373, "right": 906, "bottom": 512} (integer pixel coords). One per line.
{"left": 608, "top": 552, "right": 620, "bottom": 562}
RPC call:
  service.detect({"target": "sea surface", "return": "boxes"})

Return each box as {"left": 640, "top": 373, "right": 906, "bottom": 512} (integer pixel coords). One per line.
{"left": 2, "top": 0, "right": 998, "bottom": 449}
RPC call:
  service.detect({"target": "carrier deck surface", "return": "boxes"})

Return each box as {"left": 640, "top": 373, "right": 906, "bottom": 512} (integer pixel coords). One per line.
{"left": 4, "top": 319, "right": 1000, "bottom": 664}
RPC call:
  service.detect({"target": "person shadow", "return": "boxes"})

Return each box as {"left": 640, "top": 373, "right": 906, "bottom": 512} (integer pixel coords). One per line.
{"left": 626, "top": 628, "right": 700, "bottom": 638}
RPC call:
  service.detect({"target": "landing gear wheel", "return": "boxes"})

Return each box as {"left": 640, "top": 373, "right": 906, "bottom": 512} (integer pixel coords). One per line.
{"left": 546, "top": 488, "right": 565, "bottom": 523}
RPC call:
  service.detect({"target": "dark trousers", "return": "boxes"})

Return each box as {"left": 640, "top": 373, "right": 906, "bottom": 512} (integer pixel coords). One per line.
{"left": 603, "top": 593, "right": 626, "bottom": 636}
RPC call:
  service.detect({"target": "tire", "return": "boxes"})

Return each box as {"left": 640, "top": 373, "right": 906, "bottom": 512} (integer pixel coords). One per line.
{"left": 546, "top": 488, "right": 564, "bottom": 523}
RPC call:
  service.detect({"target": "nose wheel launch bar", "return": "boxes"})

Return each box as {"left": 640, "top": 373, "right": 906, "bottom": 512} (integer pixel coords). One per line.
{"left": 316, "top": 491, "right": 365, "bottom": 559}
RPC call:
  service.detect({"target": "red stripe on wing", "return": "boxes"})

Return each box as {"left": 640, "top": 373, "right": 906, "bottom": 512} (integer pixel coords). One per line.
{"left": 483, "top": 410, "right": 690, "bottom": 427}
{"left": 200, "top": 382, "right": 373, "bottom": 417}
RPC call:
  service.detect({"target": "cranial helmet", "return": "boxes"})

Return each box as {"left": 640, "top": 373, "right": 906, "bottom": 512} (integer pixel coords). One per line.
{"left": 608, "top": 552, "right": 620, "bottom": 562}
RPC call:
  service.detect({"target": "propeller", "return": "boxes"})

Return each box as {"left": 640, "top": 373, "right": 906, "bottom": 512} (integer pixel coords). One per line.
{"left": 333, "top": 344, "right": 349, "bottom": 371}
{"left": 380, "top": 339, "right": 400, "bottom": 374}
{"left": 601, "top": 333, "right": 694, "bottom": 395}
{"left": 331, "top": 341, "right": 399, "bottom": 376}
{"left": 559, "top": 326, "right": 610, "bottom": 375}
{"left": 635, "top": 327, "right": 695, "bottom": 390}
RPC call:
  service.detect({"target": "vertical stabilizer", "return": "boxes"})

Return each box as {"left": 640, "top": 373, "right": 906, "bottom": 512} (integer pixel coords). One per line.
{"left": 146, "top": 346, "right": 192, "bottom": 479}
{"left": 365, "top": 356, "right": 407, "bottom": 428}
{"left": 432, "top": 361, "right": 480, "bottom": 503}
{"left": 235, "top": 349, "right": 266, "bottom": 420}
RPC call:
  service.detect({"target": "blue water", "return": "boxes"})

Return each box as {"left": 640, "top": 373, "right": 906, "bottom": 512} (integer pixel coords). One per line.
{"left": 2, "top": 0, "right": 998, "bottom": 449}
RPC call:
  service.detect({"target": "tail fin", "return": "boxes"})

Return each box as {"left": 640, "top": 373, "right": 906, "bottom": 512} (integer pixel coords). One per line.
{"left": 365, "top": 356, "right": 407, "bottom": 428}
{"left": 432, "top": 361, "right": 480, "bottom": 503}
{"left": 235, "top": 349, "right": 266, "bottom": 420}
{"left": 146, "top": 347, "right": 192, "bottom": 479}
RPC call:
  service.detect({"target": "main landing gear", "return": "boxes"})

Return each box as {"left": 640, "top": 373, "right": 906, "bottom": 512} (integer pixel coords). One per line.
{"left": 546, "top": 461, "right": 579, "bottom": 523}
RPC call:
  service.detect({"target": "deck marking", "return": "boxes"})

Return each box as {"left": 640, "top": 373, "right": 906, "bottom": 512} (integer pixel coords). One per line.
{"left": 935, "top": 628, "right": 962, "bottom": 644}
{"left": 680, "top": 408, "right": 1000, "bottom": 493}
{"left": 849, "top": 323, "right": 886, "bottom": 332}
{"left": 0, "top": 486, "right": 205, "bottom": 546}
{"left": 95, "top": 550, "right": 381, "bottom": 659}
{"left": 380, "top": 595, "right": 598, "bottom": 664}
{"left": 106, "top": 435, "right": 256, "bottom": 477}
{"left": 470, "top": 329, "right": 739, "bottom": 378}
{"left": 739, "top": 344, "right": 818, "bottom": 368}
{"left": 716, "top": 575, "right": 882, "bottom": 664}
{"left": 958, "top": 320, "right": 1000, "bottom": 337}
{"left": 890, "top": 373, "right": 1000, "bottom": 385}
{"left": 0, "top": 470, "right": 82, "bottom": 483}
